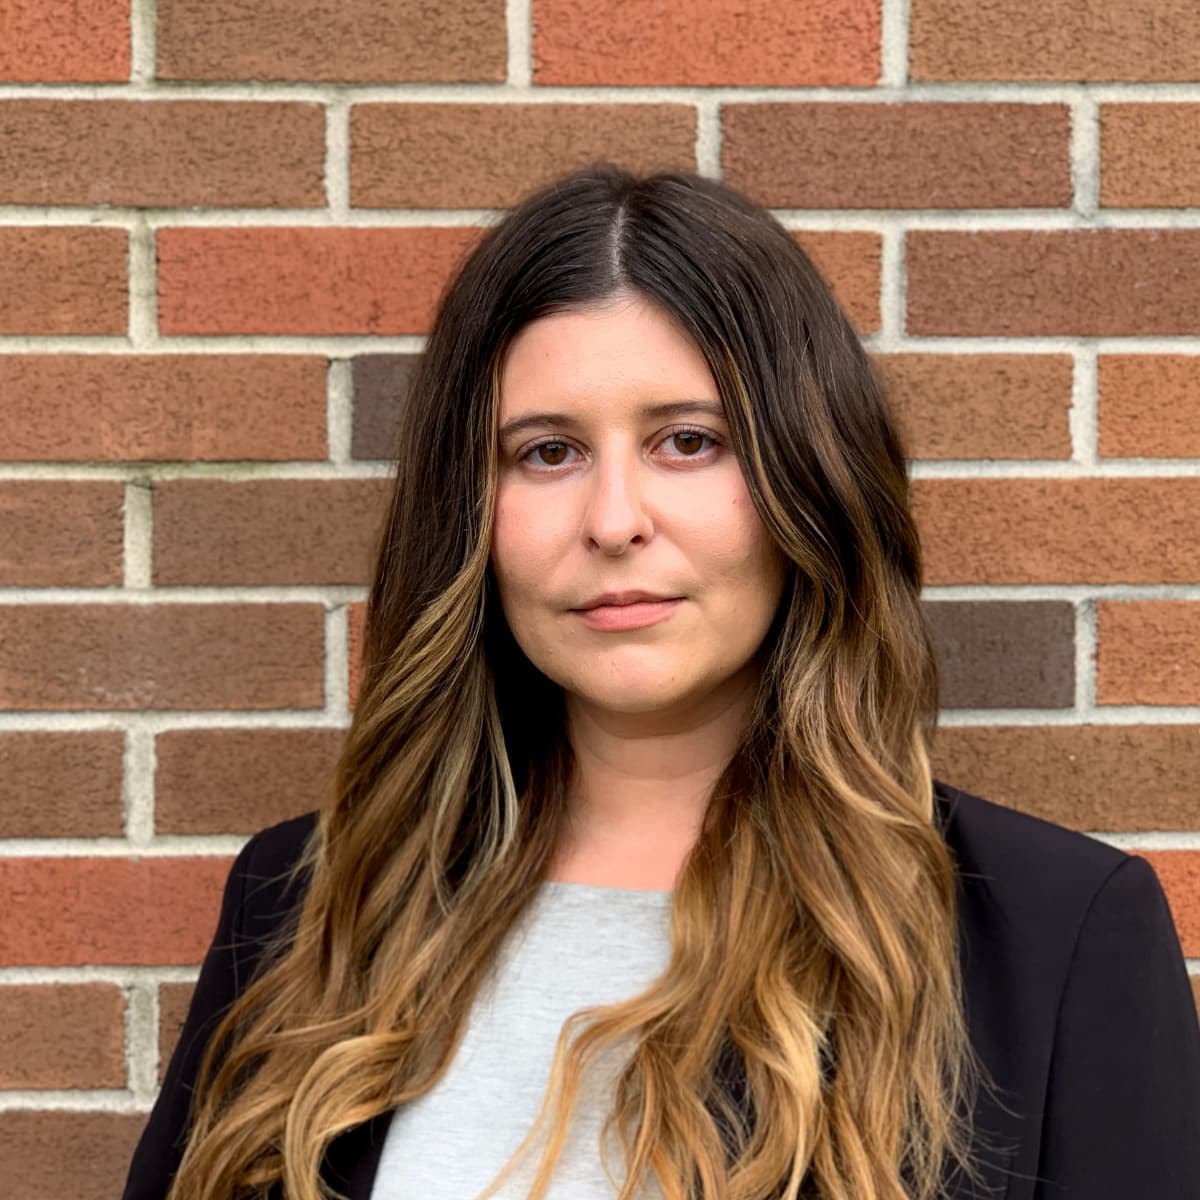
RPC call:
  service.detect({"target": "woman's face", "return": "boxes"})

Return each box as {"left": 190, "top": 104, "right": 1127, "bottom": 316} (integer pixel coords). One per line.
{"left": 490, "top": 291, "right": 788, "bottom": 719}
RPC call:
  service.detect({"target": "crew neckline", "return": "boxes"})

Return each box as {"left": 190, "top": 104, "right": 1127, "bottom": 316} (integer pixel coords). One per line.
{"left": 538, "top": 878, "right": 673, "bottom": 898}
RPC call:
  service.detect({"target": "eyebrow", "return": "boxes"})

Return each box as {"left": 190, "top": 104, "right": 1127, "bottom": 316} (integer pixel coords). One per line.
{"left": 498, "top": 399, "right": 728, "bottom": 443}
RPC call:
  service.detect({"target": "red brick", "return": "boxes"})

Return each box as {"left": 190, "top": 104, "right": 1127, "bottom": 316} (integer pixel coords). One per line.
{"left": 0, "top": 1111, "right": 145, "bottom": 1200}
{"left": 533, "top": 0, "right": 880, "bottom": 86}
{"left": 1138, "top": 852, "right": 1200, "bottom": 958}
{"left": 0, "top": 482, "right": 124, "bottom": 586}
{"left": 156, "top": 728, "right": 344, "bottom": 834}
{"left": 877, "top": 354, "right": 1072, "bottom": 460}
{"left": 1098, "top": 356, "right": 1200, "bottom": 459}
{"left": 0, "top": 228, "right": 126, "bottom": 335}
{"left": 911, "top": 0, "right": 1200, "bottom": 82}
{"left": 157, "top": 227, "right": 480, "bottom": 335}
{"left": 913, "top": 479, "right": 1200, "bottom": 586}
{"left": 0, "top": 604, "right": 324, "bottom": 711}
{"left": 0, "top": 0, "right": 129, "bottom": 82}
{"left": 0, "top": 355, "right": 327, "bottom": 463}
{"left": 158, "top": 981, "right": 195, "bottom": 1081}
{"left": 1101, "top": 104, "right": 1200, "bottom": 208}
{"left": 793, "top": 232, "right": 881, "bottom": 335}
{"left": 348, "top": 601, "right": 365, "bottom": 710}
{"left": 723, "top": 103, "right": 1070, "bottom": 209}
{"left": 0, "top": 854, "right": 233, "bottom": 966}
{"left": 907, "top": 230, "right": 1200, "bottom": 337}
{"left": 153, "top": 479, "right": 391, "bottom": 586}
{"left": 1097, "top": 602, "right": 1200, "bottom": 706}
{"left": 158, "top": 0, "right": 505, "bottom": 82}
{"left": 0, "top": 732, "right": 124, "bottom": 838}
{"left": 931, "top": 725, "right": 1200, "bottom": 832}
{"left": 0, "top": 101, "right": 324, "bottom": 208}
{"left": 351, "top": 103, "right": 696, "bottom": 209}
{"left": 0, "top": 984, "right": 125, "bottom": 1087}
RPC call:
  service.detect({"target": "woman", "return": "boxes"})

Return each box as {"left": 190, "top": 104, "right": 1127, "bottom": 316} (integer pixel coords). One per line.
{"left": 122, "top": 165, "right": 1200, "bottom": 1200}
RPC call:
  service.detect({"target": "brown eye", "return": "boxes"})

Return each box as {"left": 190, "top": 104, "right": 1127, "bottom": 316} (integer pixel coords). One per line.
{"left": 534, "top": 442, "right": 570, "bottom": 466}
{"left": 672, "top": 432, "right": 705, "bottom": 455}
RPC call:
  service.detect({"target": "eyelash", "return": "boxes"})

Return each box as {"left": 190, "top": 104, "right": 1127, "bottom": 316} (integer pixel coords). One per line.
{"left": 517, "top": 425, "right": 724, "bottom": 471}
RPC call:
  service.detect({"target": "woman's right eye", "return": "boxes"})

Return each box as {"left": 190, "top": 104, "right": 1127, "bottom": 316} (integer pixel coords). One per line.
{"left": 521, "top": 441, "right": 576, "bottom": 468}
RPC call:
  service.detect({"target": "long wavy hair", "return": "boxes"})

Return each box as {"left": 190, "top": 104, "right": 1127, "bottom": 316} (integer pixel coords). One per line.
{"left": 166, "top": 164, "right": 994, "bottom": 1200}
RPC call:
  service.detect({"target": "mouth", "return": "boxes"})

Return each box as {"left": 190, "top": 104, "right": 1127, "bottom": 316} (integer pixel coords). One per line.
{"left": 572, "top": 591, "right": 681, "bottom": 612}
{"left": 570, "top": 596, "right": 684, "bottom": 632}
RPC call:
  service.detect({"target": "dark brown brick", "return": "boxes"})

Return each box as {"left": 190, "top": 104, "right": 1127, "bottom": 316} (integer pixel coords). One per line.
{"left": 0, "top": 101, "right": 324, "bottom": 207}
{"left": 0, "top": 1111, "right": 145, "bottom": 1200}
{"left": 723, "top": 103, "right": 1071, "bottom": 209}
{"left": 158, "top": 0, "right": 506, "bottom": 82}
{"left": 351, "top": 354, "right": 419, "bottom": 460}
{"left": 0, "top": 732, "right": 124, "bottom": 837}
{"left": 156, "top": 728, "right": 344, "bottom": 834}
{"left": 925, "top": 601, "right": 1076, "bottom": 710}
{"left": 0, "top": 482, "right": 124, "bottom": 586}
{"left": 0, "top": 604, "right": 324, "bottom": 711}
{"left": 0, "top": 984, "right": 126, "bottom": 1088}
{"left": 0, "top": 355, "right": 328, "bottom": 463}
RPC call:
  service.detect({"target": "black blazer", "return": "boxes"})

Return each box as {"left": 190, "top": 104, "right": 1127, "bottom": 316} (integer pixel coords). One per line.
{"left": 122, "top": 781, "right": 1200, "bottom": 1200}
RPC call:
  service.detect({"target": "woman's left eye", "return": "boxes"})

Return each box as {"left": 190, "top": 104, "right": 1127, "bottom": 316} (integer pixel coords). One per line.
{"left": 520, "top": 427, "right": 722, "bottom": 469}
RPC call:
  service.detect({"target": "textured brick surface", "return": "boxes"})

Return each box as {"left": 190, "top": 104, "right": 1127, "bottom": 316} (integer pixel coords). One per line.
{"left": 878, "top": 354, "right": 1073, "bottom": 460}
{"left": 924, "top": 601, "right": 1076, "bottom": 710}
{"left": 0, "top": 482, "right": 124, "bottom": 586}
{"left": 0, "top": 356, "right": 327, "bottom": 462}
{"left": 0, "top": 1111, "right": 145, "bottom": 1200}
{"left": 352, "top": 103, "right": 696, "bottom": 209}
{"left": 723, "top": 103, "right": 1071, "bottom": 209}
{"left": 157, "top": 227, "right": 481, "bottom": 335}
{"left": 911, "top": 0, "right": 1200, "bottom": 82}
{"left": 0, "top": 0, "right": 129, "bottom": 82}
{"left": 156, "top": 728, "right": 345, "bottom": 834}
{"left": 0, "top": 228, "right": 126, "bottom": 335}
{"left": 1139, "top": 852, "right": 1200, "bottom": 957}
{"left": 1097, "top": 602, "right": 1200, "bottom": 706}
{"left": 913, "top": 479, "right": 1200, "bottom": 585}
{"left": 158, "top": 982, "right": 195, "bottom": 1082}
{"left": 1101, "top": 104, "right": 1200, "bottom": 208}
{"left": 0, "top": 984, "right": 126, "bottom": 1087}
{"left": 0, "top": 854, "right": 234, "bottom": 966}
{"left": 153, "top": 479, "right": 391, "bottom": 586}
{"left": 158, "top": 0, "right": 506, "bottom": 82}
{"left": 793, "top": 232, "right": 881, "bottom": 335}
{"left": 0, "top": 604, "right": 324, "bottom": 711}
{"left": 351, "top": 354, "right": 419, "bottom": 460}
{"left": 533, "top": 0, "right": 880, "bottom": 85}
{"left": 0, "top": 732, "right": 124, "bottom": 838}
{"left": 0, "top": 101, "right": 324, "bottom": 208}
{"left": 931, "top": 725, "right": 1200, "bottom": 831}
{"left": 907, "top": 230, "right": 1200, "bottom": 337}
{"left": 1098, "top": 357, "right": 1200, "bottom": 459}
{"left": 348, "top": 601, "right": 366, "bottom": 709}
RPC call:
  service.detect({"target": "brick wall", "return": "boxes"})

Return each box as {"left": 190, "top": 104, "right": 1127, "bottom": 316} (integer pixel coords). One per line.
{"left": 1, "top": 1, "right": 1198, "bottom": 1194}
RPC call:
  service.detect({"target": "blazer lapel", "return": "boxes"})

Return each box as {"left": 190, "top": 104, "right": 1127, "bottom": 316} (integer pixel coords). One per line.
{"left": 322, "top": 1108, "right": 395, "bottom": 1200}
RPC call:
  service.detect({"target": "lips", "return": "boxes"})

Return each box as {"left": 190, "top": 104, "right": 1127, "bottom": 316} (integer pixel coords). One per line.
{"left": 573, "top": 590, "right": 679, "bottom": 611}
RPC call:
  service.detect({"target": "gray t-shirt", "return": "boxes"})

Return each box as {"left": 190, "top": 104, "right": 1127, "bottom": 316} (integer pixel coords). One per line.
{"left": 369, "top": 880, "right": 674, "bottom": 1199}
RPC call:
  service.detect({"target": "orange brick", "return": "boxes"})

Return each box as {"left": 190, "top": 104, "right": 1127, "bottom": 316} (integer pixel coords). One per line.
{"left": 0, "top": 854, "right": 234, "bottom": 966}
{"left": 153, "top": 479, "right": 391, "bottom": 585}
{"left": 931, "top": 725, "right": 1200, "bottom": 832}
{"left": 0, "top": 228, "right": 126, "bottom": 335}
{"left": 1097, "top": 602, "right": 1200, "bottom": 706}
{"left": 0, "top": 101, "right": 324, "bottom": 208}
{"left": 0, "top": 732, "right": 124, "bottom": 838}
{"left": 1101, "top": 104, "right": 1200, "bottom": 209}
{"left": 158, "top": 0, "right": 505, "bottom": 82}
{"left": 723, "top": 103, "right": 1070, "bottom": 209}
{"left": 0, "top": 0, "right": 129, "bottom": 82}
{"left": 1137, "top": 851, "right": 1200, "bottom": 958}
{"left": 911, "top": 0, "right": 1200, "bottom": 82}
{"left": 0, "top": 355, "right": 327, "bottom": 463}
{"left": 1098, "top": 356, "right": 1200, "bottom": 459}
{"left": 914, "top": 478, "right": 1200, "bottom": 585}
{"left": 907, "top": 230, "right": 1200, "bottom": 336}
{"left": 533, "top": 0, "right": 880, "bottom": 86}
{"left": 0, "top": 984, "right": 126, "bottom": 1087}
{"left": 0, "top": 604, "right": 324, "bottom": 711}
{"left": 0, "top": 482, "right": 124, "bottom": 586}
{"left": 0, "top": 1111, "right": 145, "bottom": 1200}
{"left": 793, "top": 232, "right": 881, "bottom": 336}
{"left": 157, "top": 227, "right": 480, "bottom": 335}
{"left": 877, "top": 354, "right": 1072, "bottom": 460}
{"left": 351, "top": 103, "right": 696, "bottom": 209}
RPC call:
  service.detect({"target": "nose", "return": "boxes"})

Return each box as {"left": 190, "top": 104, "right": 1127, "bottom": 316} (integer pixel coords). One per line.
{"left": 580, "top": 449, "right": 653, "bottom": 556}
